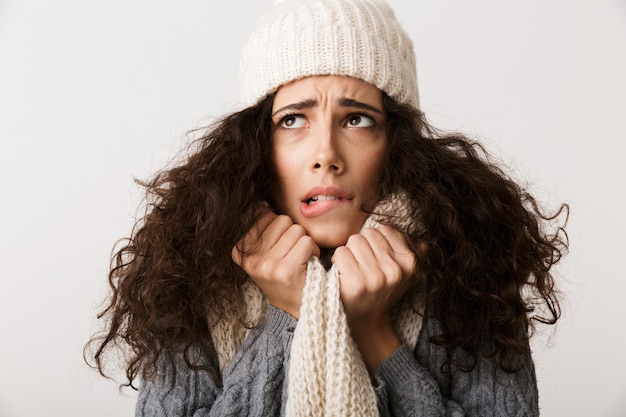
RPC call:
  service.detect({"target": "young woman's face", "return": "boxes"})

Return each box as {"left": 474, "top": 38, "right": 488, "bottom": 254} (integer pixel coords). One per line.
{"left": 271, "top": 75, "right": 388, "bottom": 248}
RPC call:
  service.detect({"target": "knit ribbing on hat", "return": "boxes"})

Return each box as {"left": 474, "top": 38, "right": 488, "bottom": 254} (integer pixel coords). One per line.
{"left": 240, "top": 0, "right": 419, "bottom": 109}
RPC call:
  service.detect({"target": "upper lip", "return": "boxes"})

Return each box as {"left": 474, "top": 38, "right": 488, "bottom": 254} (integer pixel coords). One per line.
{"left": 301, "top": 186, "right": 353, "bottom": 202}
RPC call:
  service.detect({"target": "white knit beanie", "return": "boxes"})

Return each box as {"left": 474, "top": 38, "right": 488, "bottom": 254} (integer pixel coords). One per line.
{"left": 240, "top": 0, "right": 419, "bottom": 109}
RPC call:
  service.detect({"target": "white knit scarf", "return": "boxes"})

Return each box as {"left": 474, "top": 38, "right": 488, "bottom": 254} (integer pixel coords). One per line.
{"left": 209, "top": 197, "right": 423, "bottom": 416}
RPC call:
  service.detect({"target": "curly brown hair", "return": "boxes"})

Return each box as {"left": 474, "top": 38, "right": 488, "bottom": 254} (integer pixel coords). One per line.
{"left": 381, "top": 96, "right": 567, "bottom": 372}
{"left": 85, "top": 93, "right": 567, "bottom": 387}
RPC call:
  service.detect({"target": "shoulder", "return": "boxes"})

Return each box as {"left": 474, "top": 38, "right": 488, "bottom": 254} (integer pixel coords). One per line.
{"left": 141, "top": 340, "right": 221, "bottom": 387}
{"left": 135, "top": 341, "right": 222, "bottom": 416}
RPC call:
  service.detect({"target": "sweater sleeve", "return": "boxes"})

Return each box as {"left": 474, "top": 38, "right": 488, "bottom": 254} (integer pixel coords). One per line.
{"left": 135, "top": 305, "right": 296, "bottom": 417}
{"left": 373, "top": 315, "right": 539, "bottom": 417}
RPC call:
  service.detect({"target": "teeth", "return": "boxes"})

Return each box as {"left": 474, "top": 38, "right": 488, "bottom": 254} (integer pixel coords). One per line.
{"left": 308, "top": 195, "right": 339, "bottom": 204}
{"left": 314, "top": 195, "right": 337, "bottom": 201}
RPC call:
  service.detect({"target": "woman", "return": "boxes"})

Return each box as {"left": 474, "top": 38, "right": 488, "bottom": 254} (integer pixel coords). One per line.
{"left": 86, "top": 0, "right": 568, "bottom": 415}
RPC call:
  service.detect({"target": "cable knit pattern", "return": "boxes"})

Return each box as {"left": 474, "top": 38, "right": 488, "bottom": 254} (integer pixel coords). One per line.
{"left": 137, "top": 206, "right": 538, "bottom": 416}
{"left": 208, "top": 280, "right": 267, "bottom": 372}
{"left": 136, "top": 307, "right": 540, "bottom": 416}
{"left": 209, "top": 196, "right": 423, "bottom": 416}
{"left": 239, "top": 0, "right": 419, "bottom": 109}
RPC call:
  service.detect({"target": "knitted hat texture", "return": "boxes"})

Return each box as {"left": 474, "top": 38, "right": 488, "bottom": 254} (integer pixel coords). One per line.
{"left": 240, "top": 0, "right": 419, "bottom": 109}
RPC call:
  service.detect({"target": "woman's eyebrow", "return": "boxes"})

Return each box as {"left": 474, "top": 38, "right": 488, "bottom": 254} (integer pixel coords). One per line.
{"left": 338, "top": 98, "right": 383, "bottom": 115}
{"left": 272, "top": 97, "right": 383, "bottom": 117}
{"left": 272, "top": 99, "right": 317, "bottom": 117}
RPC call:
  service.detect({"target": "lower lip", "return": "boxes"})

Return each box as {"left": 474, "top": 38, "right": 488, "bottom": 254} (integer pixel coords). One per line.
{"left": 300, "top": 199, "right": 350, "bottom": 218}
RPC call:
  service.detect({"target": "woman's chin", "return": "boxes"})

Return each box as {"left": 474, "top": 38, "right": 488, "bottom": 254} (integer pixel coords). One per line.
{"left": 308, "top": 228, "right": 353, "bottom": 249}
{"left": 300, "top": 214, "right": 369, "bottom": 249}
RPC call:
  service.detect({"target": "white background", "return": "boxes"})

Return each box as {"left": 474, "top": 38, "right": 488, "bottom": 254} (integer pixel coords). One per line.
{"left": 1, "top": 0, "right": 625, "bottom": 416}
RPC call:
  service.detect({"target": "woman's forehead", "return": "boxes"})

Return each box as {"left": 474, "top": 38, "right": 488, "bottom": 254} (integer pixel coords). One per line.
{"left": 272, "top": 75, "right": 383, "bottom": 110}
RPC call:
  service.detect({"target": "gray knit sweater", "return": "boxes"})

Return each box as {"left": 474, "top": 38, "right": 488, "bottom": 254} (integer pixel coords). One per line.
{"left": 135, "top": 305, "right": 539, "bottom": 416}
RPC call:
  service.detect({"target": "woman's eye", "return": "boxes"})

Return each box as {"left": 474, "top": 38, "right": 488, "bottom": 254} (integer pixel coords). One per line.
{"left": 279, "top": 115, "right": 306, "bottom": 128}
{"left": 346, "top": 114, "right": 374, "bottom": 128}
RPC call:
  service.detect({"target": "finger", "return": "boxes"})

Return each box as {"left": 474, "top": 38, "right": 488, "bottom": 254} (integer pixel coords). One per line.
{"left": 239, "top": 213, "right": 291, "bottom": 257}
{"left": 232, "top": 209, "right": 279, "bottom": 265}
{"left": 332, "top": 245, "right": 363, "bottom": 295}
{"left": 376, "top": 224, "right": 410, "bottom": 254}
{"left": 331, "top": 245, "right": 358, "bottom": 271}
{"left": 235, "top": 209, "right": 277, "bottom": 250}
{"left": 344, "top": 232, "right": 379, "bottom": 271}
{"left": 232, "top": 244, "right": 243, "bottom": 265}
{"left": 249, "top": 207, "right": 277, "bottom": 235}
{"left": 288, "top": 234, "right": 321, "bottom": 264}
{"left": 257, "top": 214, "right": 295, "bottom": 250}
{"left": 357, "top": 227, "right": 401, "bottom": 273}
{"left": 272, "top": 223, "right": 314, "bottom": 260}
{"left": 360, "top": 227, "right": 406, "bottom": 284}
{"left": 250, "top": 210, "right": 281, "bottom": 242}
{"left": 256, "top": 231, "right": 314, "bottom": 286}
{"left": 376, "top": 224, "right": 416, "bottom": 278}
{"left": 337, "top": 234, "right": 389, "bottom": 295}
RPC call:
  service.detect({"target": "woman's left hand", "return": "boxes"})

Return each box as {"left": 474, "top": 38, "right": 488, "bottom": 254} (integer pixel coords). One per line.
{"left": 331, "top": 224, "right": 416, "bottom": 371}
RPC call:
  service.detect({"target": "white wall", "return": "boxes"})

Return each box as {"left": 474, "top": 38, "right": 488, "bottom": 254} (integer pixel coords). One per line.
{"left": 1, "top": 1, "right": 624, "bottom": 416}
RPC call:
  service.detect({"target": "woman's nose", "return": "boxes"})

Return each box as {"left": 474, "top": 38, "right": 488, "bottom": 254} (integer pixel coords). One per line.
{"left": 310, "top": 126, "right": 345, "bottom": 173}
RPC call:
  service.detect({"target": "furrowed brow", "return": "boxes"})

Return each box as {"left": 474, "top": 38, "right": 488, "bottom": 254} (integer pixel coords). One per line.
{"left": 272, "top": 99, "right": 317, "bottom": 117}
{"left": 338, "top": 98, "right": 383, "bottom": 115}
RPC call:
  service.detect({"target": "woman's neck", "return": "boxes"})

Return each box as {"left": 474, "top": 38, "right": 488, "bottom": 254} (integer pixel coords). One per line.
{"left": 319, "top": 248, "right": 336, "bottom": 270}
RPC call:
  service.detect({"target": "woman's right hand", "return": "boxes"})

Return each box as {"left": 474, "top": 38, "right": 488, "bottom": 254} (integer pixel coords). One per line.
{"left": 231, "top": 209, "right": 319, "bottom": 319}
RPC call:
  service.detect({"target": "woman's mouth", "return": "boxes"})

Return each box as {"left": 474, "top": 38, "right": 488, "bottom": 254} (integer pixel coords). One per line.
{"left": 305, "top": 194, "right": 341, "bottom": 204}
{"left": 300, "top": 187, "right": 353, "bottom": 218}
